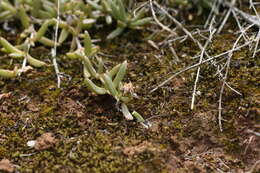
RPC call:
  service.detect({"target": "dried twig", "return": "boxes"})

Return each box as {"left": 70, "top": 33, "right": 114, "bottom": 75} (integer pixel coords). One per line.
{"left": 149, "top": 0, "right": 175, "bottom": 34}
{"left": 52, "top": 0, "right": 61, "bottom": 88}
{"left": 217, "top": 0, "right": 236, "bottom": 33}
{"left": 191, "top": 12, "right": 217, "bottom": 110}
{"left": 218, "top": 31, "right": 244, "bottom": 131}
{"left": 245, "top": 160, "right": 260, "bottom": 173}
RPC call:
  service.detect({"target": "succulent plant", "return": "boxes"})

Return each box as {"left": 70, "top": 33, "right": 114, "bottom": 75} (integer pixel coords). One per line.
{"left": 0, "top": 37, "right": 46, "bottom": 68}
{"left": 66, "top": 31, "right": 146, "bottom": 121}
{"left": 0, "top": 0, "right": 149, "bottom": 126}
{"left": 1, "top": 0, "right": 152, "bottom": 42}
{"left": 0, "top": 0, "right": 31, "bottom": 28}
{"left": 87, "top": 0, "right": 152, "bottom": 39}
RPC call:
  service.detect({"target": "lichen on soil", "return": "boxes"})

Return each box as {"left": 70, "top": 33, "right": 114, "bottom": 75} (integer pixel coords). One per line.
{"left": 1, "top": 16, "right": 260, "bottom": 173}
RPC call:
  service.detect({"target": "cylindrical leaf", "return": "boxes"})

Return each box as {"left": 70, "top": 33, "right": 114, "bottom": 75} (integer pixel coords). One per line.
{"left": 101, "top": 0, "right": 111, "bottom": 12}
{"left": 107, "top": 27, "right": 124, "bottom": 40}
{"left": 34, "top": 19, "right": 55, "bottom": 41}
{"left": 113, "top": 60, "right": 127, "bottom": 88}
{"left": 107, "top": 0, "right": 122, "bottom": 21}
{"left": 1, "top": 1, "right": 16, "bottom": 14}
{"left": 90, "top": 46, "right": 100, "bottom": 57}
{"left": 97, "top": 57, "right": 104, "bottom": 74}
{"left": 83, "top": 64, "right": 91, "bottom": 78}
{"left": 105, "top": 15, "right": 112, "bottom": 25}
{"left": 132, "top": 7, "right": 147, "bottom": 22}
{"left": 84, "top": 78, "right": 107, "bottom": 95}
{"left": 84, "top": 31, "right": 92, "bottom": 56}
{"left": 82, "top": 18, "right": 96, "bottom": 29}
{"left": 86, "top": 0, "right": 103, "bottom": 11}
{"left": 39, "top": 37, "right": 57, "bottom": 47}
{"left": 102, "top": 73, "right": 118, "bottom": 98}
{"left": 132, "top": 111, "right": 145, "bottom": 123}
{"left": 66, "top": 52, "right": 80, "bottom": 59}
{"left": 0, "top": 37, "right": 23, "bottom": 54}
{"left": 27, "top": 55, "right": 46, "bottom": 67}
{"left": 108, "top": 64, "right": 120, "bottom": 78}
{"left": 121, "top": 103, "right": 134, "bottom": 120}
{"left": 18, "top": 5, "right": 31, "bottom": 28}
{"left": 32, "top": 0, "right": 42, "bottom": 18}
{"left": 9, "top": 53, "right": 24, "bottom": 59}
{"left": 58, "top": 29, "right": 69, "bottom": 44}
{"left": 129, "top": 17, "right": 152, "bottom": 28}
{"left": 0, "top": 69, "right": 17, "bottom": 78}
{"left": 42, "top": 1, "right": 56, "bottom": 17}
{"left": 82, "top": 56, "right": 97, "bottom": 78}
{"left": 117, "top": 0, "right": 127, "bottom": 22}
{"left": 0, "top": 11, "right": 12, "bottom": 20}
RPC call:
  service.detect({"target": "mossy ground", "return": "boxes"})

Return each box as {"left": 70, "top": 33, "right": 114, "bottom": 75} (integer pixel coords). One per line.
{"left": 0, "top": 11, "right": 259, "bottom": 173}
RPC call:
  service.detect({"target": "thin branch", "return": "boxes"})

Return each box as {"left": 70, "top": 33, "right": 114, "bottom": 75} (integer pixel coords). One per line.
{"left": 253, "top": 29, "right": 260, "bottom": 58}
{"left": 224, "top": 81, "right": 242, "bottom": 95}
{"left": 218, "top": 31, "right": 243, "bottom": 131}
{"left": 153, "top": 1, "right": 204, "bottom": 51}
{"left": 218, "top": 0, "right": 237, "bottom": 33}
{"left": 191, "top": 25, "right": 216, "bottom": 110}
{"left": 149, "top": 0, "right": 175, "bottom": 34}
{"left": 205, "top": 0, "right": 220, "bottom": 28}
{"left": 245, "top": 160, "right": 260, "bottom": 173}
{"left": 52, "top": 0, "right": 61, "bottom": 88}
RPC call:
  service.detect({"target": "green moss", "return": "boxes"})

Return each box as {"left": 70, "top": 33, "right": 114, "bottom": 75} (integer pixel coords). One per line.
{"left": 40, "top": 105, "right": 56, "bottom": 116}
{"left": 172, "top": 120, "right": 183, "bottom": 129}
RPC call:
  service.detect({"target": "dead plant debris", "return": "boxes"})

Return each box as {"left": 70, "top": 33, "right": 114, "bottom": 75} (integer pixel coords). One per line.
{"left": 0, "top": 159, "right": 14, "bottom": 173}
{"left": 34, "top": 133, "right": 57, "bottom": 150}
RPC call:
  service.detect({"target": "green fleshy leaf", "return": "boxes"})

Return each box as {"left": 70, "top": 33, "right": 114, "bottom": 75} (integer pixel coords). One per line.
{"left": 102, "top": 73, "right": 119, "bottom": 98}
{"left": 121, "top": 103, "right": 134, "bottom": 120}
{"left": 113, "top": 60, "right": 127, "bottom": 88}
{"left": 84, "top": 31, "right": 92, "bottom": 56}
{"left": 107, "top": 27, "right": 124, "bottom": 40}
{"left": 132, "top": 111, "right": 145, "bottom": 123}
{"left": 108, "top": 64, "right": 121, "bottom": 79}
{"left": 84, "top": 78, "right": 107, "bottom": 95}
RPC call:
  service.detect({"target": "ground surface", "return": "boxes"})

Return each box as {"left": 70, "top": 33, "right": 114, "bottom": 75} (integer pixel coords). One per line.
{"left": 0, "top": 6, "right": 260, "bottom": 173}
